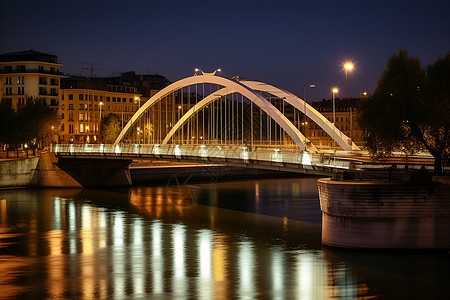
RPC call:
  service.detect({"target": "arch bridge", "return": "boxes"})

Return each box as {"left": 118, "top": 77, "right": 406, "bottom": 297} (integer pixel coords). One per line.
{"left": 54, "top": 72, "right": 362, "bottom": 184}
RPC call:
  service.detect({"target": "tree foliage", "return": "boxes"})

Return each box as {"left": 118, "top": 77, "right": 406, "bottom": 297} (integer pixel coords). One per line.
{"left": 0, "top": 97, "right": 59, "bottom": 150}
{"left": 100, "top": 113, "right": 122, "bottom": 144}
{"left": 358, "top": 50, "right": 450, "bottom": 173}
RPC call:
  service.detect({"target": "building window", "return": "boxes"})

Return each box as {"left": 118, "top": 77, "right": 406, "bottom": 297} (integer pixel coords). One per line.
{"left": 17, "top": 76, "right": 24, "bottom": 84}
{"left": 106, "top": 97, "right": 110, "bottom": 102}
{"left": 79, "top": 94, "right": 84, "bottom": 100}
{"left": 68, "top": 113, "right": 74, "bottom": 121}
{"left": 94, "top": 95, "right": 98, "bottom": 101}
{"left": 69, "top": 94, "right": 73, "bottom": 100}
{"left": 79, "top": 113, "right": 84, "bottom": 121}
{"left": 68, "top": 104, "right": 73, "bottom": 110}
{"left": 79, "top": 104, "right": 84, "bottom": 110}
{"left": 69, "top": 124, "right": 74, "bottom": 133}
{"left": 61, "top": 124, "right": 64, "bottom": 132}
{"left": 112, "top": 97, "right": 116, "bottom": 102}
{"left": 80, "top": 124, "right": 84, "bottom": 133}
{"left": 129, "top": 98, "right": 133, "bottom": 102}
{"left": 61, "top": 113, "right": 65, "bottom": 120}
{"left": 18, "top": 87, "right": 24, "bottom": 95}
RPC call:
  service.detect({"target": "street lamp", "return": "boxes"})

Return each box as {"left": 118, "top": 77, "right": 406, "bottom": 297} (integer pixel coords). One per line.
{"left": 99, "top": 101, "right": 103, "bottom": 133}
{"left": 194, "top": 68, "right": 221, "bottom": 76}
{"left": 135, "top": 97, "right": 141, "bottom": 143}
{"left": 303, "top": 84, "right": 315, "bottom": 140}
{"left": 332, "top": 88, "right": 339, "bottom": 151}
{"left": 344, "top": 62, "right": 353, "bottom": 99}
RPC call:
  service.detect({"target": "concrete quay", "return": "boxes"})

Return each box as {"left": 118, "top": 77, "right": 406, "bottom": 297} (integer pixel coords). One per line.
{"left": 318, "top": 174, "right": 450, "bottom": 249}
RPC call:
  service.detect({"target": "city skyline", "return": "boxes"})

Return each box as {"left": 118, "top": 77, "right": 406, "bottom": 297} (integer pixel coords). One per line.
{"left": 1, "top": 0, "right": 449, "bottom": 101}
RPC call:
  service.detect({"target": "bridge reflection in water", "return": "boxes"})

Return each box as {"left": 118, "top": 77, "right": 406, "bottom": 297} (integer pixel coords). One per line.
{"left": 0, "top": 181, "right": 384, "bottom": 299}
{"left": 2, "top": 180, "right": 449, "bottom": 299}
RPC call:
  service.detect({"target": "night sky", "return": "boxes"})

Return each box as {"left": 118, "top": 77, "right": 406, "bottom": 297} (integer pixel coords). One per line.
{"left": 2, "top": 0, "right": 449, "bottom": 101}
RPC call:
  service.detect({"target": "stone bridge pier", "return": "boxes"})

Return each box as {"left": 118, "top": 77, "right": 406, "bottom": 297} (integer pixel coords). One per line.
{"left": 56, "top": 157, "right": 133, "bottom": 188}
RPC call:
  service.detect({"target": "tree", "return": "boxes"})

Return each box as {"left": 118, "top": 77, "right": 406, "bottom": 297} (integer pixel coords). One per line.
{"left": 0, "top": 97, "right": 59, "bottom": 155}
{"left": 100, "top": 113, "right": 122, "bottom": 144}
{"left": 358, "top": 50, "right": 450, "bottom": 173}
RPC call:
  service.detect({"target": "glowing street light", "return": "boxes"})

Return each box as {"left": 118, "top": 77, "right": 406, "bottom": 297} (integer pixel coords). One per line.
{"left": 332, "top": 88, "right": 339, "bottom": 151}
{"left": 344, "top": 62, "right": 353, "bottom": 99}
{"left": 194, "top": 68, "right": 221, "bottom": 76}
{"left": 99, "top": 101, "right": 103, "bottom": 120}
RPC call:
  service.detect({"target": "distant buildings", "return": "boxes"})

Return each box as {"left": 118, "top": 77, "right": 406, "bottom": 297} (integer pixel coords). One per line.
{"left": 308, "top": 98, "right": 363, "bottom": 149}
{"left": 0, "top": 49, "right": 172, "bottom": 144}
{"left": 60, "top": 77, "right": 142, "bottom": 144}
{"left": 0, "top": 49, "right": 364, "bottom": 148}
{"left": 0, "top": 50, "right": 63, "bottom": 110}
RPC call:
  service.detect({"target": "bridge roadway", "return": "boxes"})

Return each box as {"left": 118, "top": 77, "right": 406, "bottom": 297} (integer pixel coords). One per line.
{"left": 54, "top": 143, "right": 361, "bottom": 176}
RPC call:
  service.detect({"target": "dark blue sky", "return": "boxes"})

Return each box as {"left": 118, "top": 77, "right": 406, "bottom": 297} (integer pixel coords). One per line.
{"left": 2, "top": 0, "right": 449, "bottom": 101}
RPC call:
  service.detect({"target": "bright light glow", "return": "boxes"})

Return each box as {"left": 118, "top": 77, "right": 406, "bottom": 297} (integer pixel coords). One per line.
{"left": 302, "top": 151, "right": 312, "bottom": 165}
{"left": 344, "top": 63, "right": 353, "bottom": 70}
{"left": 152, "top": 221, "right": 163, "bottom": 294}
{"left": 178, "top": 105, "right": 182, "bottom": 109}
{"left": 238, "top": 240, "right": 255, "bottom": 299}
{"left": 174, "top": 145, "right": 181, "bottom": 157}
{"left": 199, "top": 230, "right": 212, "bottom": 278}
{"left": 153, "top": 144, "right": 160, "bottom": 155}
{"left": 332, "top": 88, "right": 339, "bottom": 94}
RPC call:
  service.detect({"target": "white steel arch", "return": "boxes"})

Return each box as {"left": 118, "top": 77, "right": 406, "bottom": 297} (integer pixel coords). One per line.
{"left": 161, "top": 87, "right": 312, "bottom": 148}
{"left": 114, "top": 75, "right": 311, "bottom": 150}
{"left": 238, "top": 79, "right": 360, "bottom": 151}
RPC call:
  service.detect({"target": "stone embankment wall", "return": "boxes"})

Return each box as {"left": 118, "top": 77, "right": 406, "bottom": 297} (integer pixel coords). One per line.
{"left": 0, "top": 152, "right": 81, "bottom": 188}
{"left": 318, "top": 178, "right": 450, "bottom": 249}
{"left": 0, "top": 157, "right": 39, "bottom": 188}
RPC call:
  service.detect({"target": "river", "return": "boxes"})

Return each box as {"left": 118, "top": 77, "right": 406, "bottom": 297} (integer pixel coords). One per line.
{"left": 0, "top": 176, "right": 449, "bottom": 299}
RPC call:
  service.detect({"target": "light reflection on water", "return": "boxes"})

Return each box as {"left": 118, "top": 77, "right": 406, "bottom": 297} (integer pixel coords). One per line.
{"left": 0, "top": 178, "right": 449, "bottom": 299}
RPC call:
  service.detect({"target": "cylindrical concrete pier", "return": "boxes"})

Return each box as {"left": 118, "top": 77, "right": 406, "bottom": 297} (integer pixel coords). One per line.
{"left": 318, "top": 178, "right": 450, "bottom": 249}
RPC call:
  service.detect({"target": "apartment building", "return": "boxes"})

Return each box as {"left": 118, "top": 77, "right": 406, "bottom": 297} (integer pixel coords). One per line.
{"left": 306, "top": 98, "right": 364, "bottom": 149}
{"left": 60, "top": 77, "right": 143, "bottom": 144}
{"left": 0, "top": 50, "right": 63, "bottom": 110}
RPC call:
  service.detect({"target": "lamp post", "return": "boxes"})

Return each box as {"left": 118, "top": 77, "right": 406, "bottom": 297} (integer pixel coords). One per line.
{"left": 99, "top": 101, "right": 103, "bottom": 134}
{"left": 344, "top": 62, "right": 353, "bottom": 141}
{"left": 332, "top": 88, "right": 339, "bottom": 151}
{"left": 135, "top": 97, "right": 141, "bottom": 143}
{"left": 194, "top": 68, "right": 221, "bottom": 76}
{"left": 303, "top": 84, "right": 315, "bottom": 141}
{"left": 344, "top": 63, "right": 353, "bottom": 99}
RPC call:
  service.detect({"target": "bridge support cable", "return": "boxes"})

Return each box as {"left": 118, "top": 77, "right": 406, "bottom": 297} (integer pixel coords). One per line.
{"left": 114, "top": 75, "right": 315, "bottom": 151}
{"left": 238, "top": 79, "right": 360, "bottom": 151}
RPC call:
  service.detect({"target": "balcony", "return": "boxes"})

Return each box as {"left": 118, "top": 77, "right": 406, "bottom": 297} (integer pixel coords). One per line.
{"left": 0, "top": 68, "right": 64, "bottom": 76}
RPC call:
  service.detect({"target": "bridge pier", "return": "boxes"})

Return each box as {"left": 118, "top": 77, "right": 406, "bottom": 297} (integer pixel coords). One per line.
{"left": 318, "top": 175, "right": 450, "bottom": 249}
{"left": 57, "top": 158, "right": 133, "bottom": 188}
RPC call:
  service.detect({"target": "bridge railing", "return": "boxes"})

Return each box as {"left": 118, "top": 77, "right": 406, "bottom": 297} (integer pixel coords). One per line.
{"left": 53, "top": 144, "right": 354, "bottom": 170}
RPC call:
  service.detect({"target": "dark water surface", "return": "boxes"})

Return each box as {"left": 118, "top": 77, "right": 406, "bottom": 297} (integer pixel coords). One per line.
{"left": 0, "top": 177, "right": 449, "bottom": 299}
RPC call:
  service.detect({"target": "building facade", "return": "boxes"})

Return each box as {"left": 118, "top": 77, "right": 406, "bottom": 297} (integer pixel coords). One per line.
{"left": 60, "top": 77, "right": 142, "bottom": 144}
{"left": 0, "top": 50, "right": 63, "bottom": 110}
{"left": 306, "top": 98, "right": 364, "bottom": 149}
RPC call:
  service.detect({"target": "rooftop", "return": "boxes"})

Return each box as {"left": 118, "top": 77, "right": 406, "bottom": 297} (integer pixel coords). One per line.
{"left": 0, "top": 50, "right": 59, "bottom": 64}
